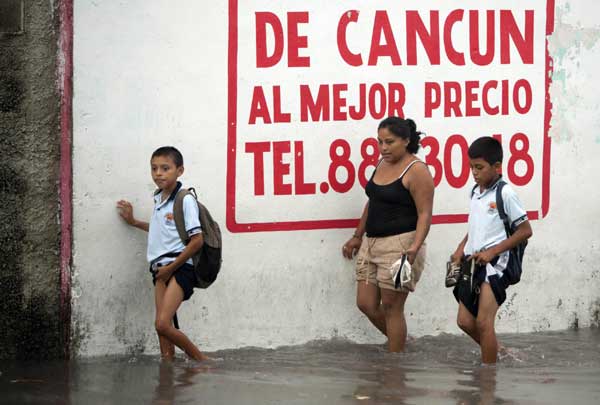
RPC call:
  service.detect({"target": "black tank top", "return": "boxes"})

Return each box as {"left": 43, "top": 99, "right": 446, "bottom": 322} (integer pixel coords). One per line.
{"left": 365, "top": 160, "right": 421, "bottom": 237}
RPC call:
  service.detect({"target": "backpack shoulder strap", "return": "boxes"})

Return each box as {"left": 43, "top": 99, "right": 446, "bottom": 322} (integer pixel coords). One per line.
{"left": 470, "top": 184, "right": 478, "bottom": 198}
{"left": 495, "top": 180, "right": 511, "bottom": 237}
{"left": 173, "top": 189, "right": 191, "bottom": 244}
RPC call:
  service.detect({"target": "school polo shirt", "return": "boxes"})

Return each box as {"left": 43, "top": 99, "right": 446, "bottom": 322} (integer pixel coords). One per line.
{"left": 147, "top": 184, "right": 202, "bottom": 265}
{"left": 464, "top": 178, "right": 528, "bottom": 256}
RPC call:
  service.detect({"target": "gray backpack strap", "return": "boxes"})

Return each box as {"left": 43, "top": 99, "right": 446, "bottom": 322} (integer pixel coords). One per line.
{"left": 470, "top": 184, "right": 478, "bottom": 198}
{"left": 495, "top": 181, "right": 511, "bottom": 237}
{"left": 173, "top": 189, "right": 191, "bottom": 244}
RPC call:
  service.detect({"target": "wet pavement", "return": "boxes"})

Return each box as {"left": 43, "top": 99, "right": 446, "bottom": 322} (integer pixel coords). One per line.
{"left": 1, "top": 328, "right": 600, "bottom": 404}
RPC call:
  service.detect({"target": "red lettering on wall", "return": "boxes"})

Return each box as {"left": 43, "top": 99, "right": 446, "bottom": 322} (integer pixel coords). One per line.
{"left": 300, "top": 84, "right": 330, "bottom": 121}
{"left": 406, "top": 10, "right": 440, "bottom": 65}
{"left": 443, "top": 10, "right": 465, "bottom": 65}
{"left": 273, "top": 141, "right": 292, "bottom": 195}
{"left": 368, "top": 11, "right": 402, "bottom": 66}
{"left": 248, "top": 86, "right": 271, "bottom": 124}
{"left": 387, "top": 83, "right": 405, "bottom": 118}
{"left": 348, "top": 84, "right": 366, "bottom": 120}
{"left": 500, "top": 10, "right": 534, "bottom": 64}
{"left": 424, "top": 82, "right": 440, "bottom": 118}
{"left": 287, "top": 12, "right": 310, "bottom": 67}
{"left": 245, "top": 142, "right": 271, "bottom": 195}
{"left": 255, "top": 12, "right": 284, "bottom": 68}
{"left": 513, "top": 79, "right": 532, "bottom": 114}
{"left": 337, "top": 10, "right": 362, "bottom": 66}
{"left": 464, "top": 81, "right": 480, "bottom": 117}
{"left": 332, "top": 84, "right": 348, "bottom": 121}
{"left": 482, "top": 81, "right": 499, "bottom": 115}
{"left": 444, "top": 82, "right": 463, "bottom": 117}
{"left": 272, "top": 86, "right": 291, "bottom": 123}
{"left": 469, "top": 10, "right": 495, "bottom": 66}
{"left": 299, "top": 83, "right": 406, "bottom": 122}
{"left": 293, "top": 141, "right": 316, "bottom": 194}
{"left": 368, "top": 83, "right": 386, "bottom": 120}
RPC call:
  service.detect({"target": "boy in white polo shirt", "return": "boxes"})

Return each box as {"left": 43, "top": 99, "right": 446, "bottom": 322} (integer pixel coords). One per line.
{"left": 450, "top": 137, "right": 532, "bottom": 364}
{"left": 117, "top": 146, "right": 208, "bottom": 361}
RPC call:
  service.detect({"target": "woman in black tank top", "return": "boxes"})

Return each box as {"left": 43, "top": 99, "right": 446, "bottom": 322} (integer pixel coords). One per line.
{"left": 341, "top": 117, "right": 434, "bottom": 352}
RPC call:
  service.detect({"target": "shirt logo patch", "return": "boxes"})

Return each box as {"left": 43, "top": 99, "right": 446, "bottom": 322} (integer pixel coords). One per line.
{"left": 488, "top": 201, "right": 497, "bottom": 214}
{"left": 164, "top": 212, "right": 174, "bottom": 224}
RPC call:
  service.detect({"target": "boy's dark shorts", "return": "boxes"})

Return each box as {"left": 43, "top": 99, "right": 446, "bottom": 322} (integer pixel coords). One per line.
{"left": 452, "top": 256, "right": 509, "bottom": 317}
{"left": 151, "top": 263, "right": 196, "bottom": 301}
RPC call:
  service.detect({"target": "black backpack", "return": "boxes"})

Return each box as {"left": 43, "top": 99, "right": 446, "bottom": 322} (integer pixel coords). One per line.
{"left": 173, "top": 188, "right": 222, "bottom": 289}
{"left": 471, "top": 180, "right": 527, "bottom": 285}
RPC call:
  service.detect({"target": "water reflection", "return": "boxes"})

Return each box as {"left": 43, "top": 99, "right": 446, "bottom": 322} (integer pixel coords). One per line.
{"left": 1, "top": 328, "right": 599, "bottom": 404}
{"left": 352, "top": 365, "right": 428, "bottom": 404}
{"left": 152, "top": 361, "right": 175, "bottom": 405}
{"left": 450, "top": 366, "right": 513, "bottom": 405}
{"left": 152, "top": 360, "right": 213, "bottom": 405}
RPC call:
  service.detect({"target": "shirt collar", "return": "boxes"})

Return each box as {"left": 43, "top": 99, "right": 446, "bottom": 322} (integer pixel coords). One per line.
{"left": 474, "top": 176, "right": 503, "bottom": 198}
{"left": 154, "top": 181, "right": 182, "bottom": 205}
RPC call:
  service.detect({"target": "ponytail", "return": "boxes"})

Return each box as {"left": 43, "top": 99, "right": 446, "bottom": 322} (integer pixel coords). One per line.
{"left": 378, "top": 117, "right": 422, "bottom": 153}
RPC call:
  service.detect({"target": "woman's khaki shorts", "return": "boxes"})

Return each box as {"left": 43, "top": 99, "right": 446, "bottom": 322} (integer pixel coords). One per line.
{"left": 355, "top": 231, "right": 426, "bottom": 292}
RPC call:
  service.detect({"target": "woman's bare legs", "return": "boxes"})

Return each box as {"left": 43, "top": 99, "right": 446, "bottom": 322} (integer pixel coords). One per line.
{"left": 380, "top": 289, "right": 409, "bottom": 352}
{"left": 356, "top": 281, "right": 387, "bottom": 336}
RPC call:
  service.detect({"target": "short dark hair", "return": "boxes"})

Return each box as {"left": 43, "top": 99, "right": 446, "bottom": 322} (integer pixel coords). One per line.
{"left": 151, "top": 146, "right": 184, "bottom": 167}
{"left": 468, "top": 137, "right": 503, "bottom": 165}
{"left": 378, "top": 117, "right": 422, "bottom": 154}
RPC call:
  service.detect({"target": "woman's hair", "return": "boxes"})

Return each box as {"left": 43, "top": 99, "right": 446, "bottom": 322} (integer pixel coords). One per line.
{"left": 377, "top": 116, "right": 422, "bottom": 154}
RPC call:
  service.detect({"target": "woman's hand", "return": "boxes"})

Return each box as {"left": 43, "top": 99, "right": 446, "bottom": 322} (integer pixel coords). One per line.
{"left": 116, "top": 200, "right": 136, "bottom": 226}
{"left": 405, "top": 245, "right": 419, "bottom": 265}
{"left": 342, "top": 236, "right": 362, "bottom": 259}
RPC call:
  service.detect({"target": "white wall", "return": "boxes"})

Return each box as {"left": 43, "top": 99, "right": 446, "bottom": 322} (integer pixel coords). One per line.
{"left": 72, "top": 0, "right": 600, "bottom": 356}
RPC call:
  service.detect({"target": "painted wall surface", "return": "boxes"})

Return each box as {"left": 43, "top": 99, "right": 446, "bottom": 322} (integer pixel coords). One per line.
{"left": 72, "top": 0, "right": 600, "bottom": 356}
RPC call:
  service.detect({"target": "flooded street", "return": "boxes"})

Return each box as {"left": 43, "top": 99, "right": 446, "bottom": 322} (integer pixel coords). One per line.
{"left": 2, "top": 328, "right": 600, "bottom": 404}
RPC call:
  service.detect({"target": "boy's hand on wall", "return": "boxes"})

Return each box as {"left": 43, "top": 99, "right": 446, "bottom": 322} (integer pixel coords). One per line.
{"left": 116, "top": 200, "right": 136, "bottom": 225}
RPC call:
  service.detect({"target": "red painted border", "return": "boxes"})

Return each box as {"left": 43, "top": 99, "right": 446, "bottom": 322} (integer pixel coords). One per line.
{"left": 542, "top": 0, "right": 555, "bottom": 217}
{"left": 226, "top": 1, "right": 553, "bottom": 232}
{"left": 58, "top": 0, "right": 73, "bottom": 358}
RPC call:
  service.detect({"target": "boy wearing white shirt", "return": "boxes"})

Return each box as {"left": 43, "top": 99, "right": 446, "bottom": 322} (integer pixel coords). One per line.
{"left": 450, "top": 137, "right": 533, "bottom": 364}
{"left": 117, "top": 146, "right": 208, "bottom": 361}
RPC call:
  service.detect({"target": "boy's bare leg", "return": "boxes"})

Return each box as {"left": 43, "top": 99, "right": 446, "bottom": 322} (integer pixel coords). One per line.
{"left": 380, "top": 289, "right": 409, "bottom": 352}
{"left": 457, "top": 302, "right": 480, "bottom": 344}
{"left": 356, "top": 281, "right": 387, "bottom": 336}
{"left": 155, "top": 279, "right": 209, "bottom": 361}
{"left": 476, "top": 283, "right": 500, "bottom": 364}
{"left": 154, "top": 280, "right": 175, "bottom": 359}
{"left": 457, "top": 297, "right": 506, "bottom": 356}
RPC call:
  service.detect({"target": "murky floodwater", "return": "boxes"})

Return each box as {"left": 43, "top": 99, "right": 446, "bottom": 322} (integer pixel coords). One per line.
{"left": 2, "top": 328, "right": 600, "bottom": 404}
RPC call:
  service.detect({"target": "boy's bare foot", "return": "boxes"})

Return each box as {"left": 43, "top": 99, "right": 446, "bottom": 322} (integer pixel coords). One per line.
{"left": 160, "top": 354, "right": 175, "bottom": 362}
{"left": 189, "top": 352, "right": 212, "bottom": 362}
